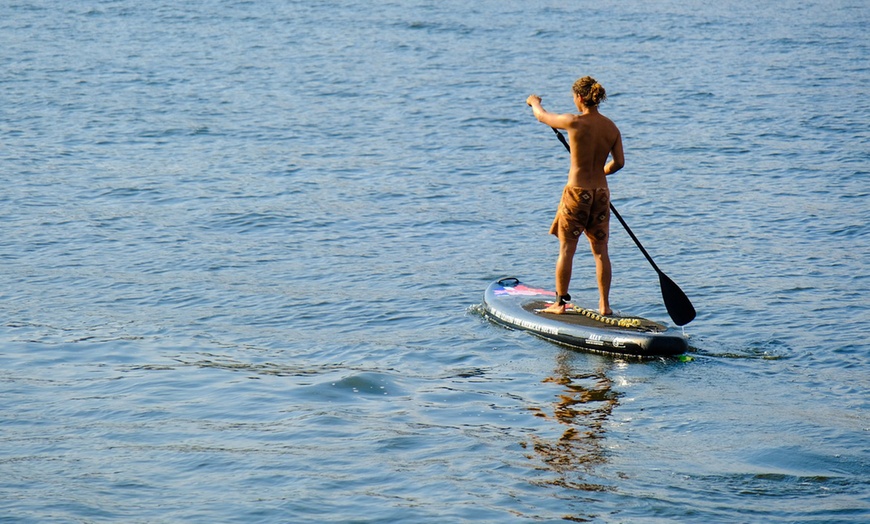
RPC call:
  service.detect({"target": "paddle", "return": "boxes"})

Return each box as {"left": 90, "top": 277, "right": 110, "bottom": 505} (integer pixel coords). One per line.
{"left": 549, "top": 126, "right": 696, "bottom": 326}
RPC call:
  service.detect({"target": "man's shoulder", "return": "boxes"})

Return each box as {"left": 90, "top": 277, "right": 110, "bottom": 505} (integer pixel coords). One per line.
{"left": 573, "top": 113, "right": 616, "bottom": 130}
{"left": 591, "top": 113, "right": 620, "bottom": 134}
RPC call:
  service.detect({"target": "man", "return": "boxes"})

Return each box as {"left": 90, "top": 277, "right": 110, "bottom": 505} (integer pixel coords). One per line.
{"left": 526, "top": 76, "right": 624, "bottom": 315}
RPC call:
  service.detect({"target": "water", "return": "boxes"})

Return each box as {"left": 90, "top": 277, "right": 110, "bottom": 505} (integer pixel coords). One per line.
{"left": 1, "top": 0, "right": 868, "bottom": 522}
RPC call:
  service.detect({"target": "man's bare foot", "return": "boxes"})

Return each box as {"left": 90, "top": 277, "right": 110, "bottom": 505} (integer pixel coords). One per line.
{"left": 542, "top": 302, "right": 566, "bottom": 314}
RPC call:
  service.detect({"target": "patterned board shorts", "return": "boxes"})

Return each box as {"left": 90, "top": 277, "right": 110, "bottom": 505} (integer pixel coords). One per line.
{"left": 549, "top": 186, "right": 610, "bottom": 243}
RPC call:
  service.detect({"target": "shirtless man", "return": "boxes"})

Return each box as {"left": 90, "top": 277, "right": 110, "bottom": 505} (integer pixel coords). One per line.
{"left": 526, "top": 76, "right": 624, "bottom": 315}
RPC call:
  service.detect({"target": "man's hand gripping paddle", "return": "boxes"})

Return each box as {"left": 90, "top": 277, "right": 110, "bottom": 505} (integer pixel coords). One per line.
{"left": 550, "top": 127, "right": 696, "bottom": 326}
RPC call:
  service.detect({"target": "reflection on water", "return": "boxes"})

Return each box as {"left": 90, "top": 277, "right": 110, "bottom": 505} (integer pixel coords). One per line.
{"left": 523, "top": 352, "right": 620, "bottom": 494}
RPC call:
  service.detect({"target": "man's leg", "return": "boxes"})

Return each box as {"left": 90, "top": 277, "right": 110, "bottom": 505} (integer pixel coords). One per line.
{"left": 589, "top": 239, "right": 612, "bottom": 315}
{"left": 543, "top": 236, "right": 579, "bottom": 314}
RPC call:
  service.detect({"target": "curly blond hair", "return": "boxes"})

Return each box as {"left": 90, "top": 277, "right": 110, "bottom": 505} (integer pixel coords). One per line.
{"left": 573, "top": 76, "right": 607, "bottom": 106}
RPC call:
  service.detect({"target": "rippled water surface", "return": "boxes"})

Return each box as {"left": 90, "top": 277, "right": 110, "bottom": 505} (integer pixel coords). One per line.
{"left": 1, "top": 1, "right": 868, "bottom": 522}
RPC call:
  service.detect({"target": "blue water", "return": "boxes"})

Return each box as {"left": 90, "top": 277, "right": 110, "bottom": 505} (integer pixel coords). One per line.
{"left": 1, "top": 1, "right": 868, "bottom": 522}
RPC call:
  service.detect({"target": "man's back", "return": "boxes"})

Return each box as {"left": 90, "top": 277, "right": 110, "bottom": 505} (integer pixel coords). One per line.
{"left": 566, "top": 111, "right": 621, "bottom": 188}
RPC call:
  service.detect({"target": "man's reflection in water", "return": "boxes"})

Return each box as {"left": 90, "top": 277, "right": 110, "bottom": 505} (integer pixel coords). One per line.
{"left": 522, "top": 351, "right": 620, "bottom": 493}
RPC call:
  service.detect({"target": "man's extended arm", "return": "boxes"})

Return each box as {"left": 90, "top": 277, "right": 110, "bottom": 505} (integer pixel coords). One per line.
{"left": 526, "top": 95, "right": 574, "bottom": 129}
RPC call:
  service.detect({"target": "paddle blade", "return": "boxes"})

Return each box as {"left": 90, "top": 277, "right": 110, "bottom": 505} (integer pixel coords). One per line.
{"left": 659, "top": 272, "right": 696, "bottom": 326}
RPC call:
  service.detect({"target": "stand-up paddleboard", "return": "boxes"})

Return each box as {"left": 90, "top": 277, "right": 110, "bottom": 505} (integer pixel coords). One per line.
{"left": 483, "top": 277, "right": 688, "bottom": 358}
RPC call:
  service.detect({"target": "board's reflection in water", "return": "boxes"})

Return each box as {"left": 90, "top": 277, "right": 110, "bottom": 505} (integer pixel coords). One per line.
{"left": 523, "top": 352, "right": 620, "bottom": 493}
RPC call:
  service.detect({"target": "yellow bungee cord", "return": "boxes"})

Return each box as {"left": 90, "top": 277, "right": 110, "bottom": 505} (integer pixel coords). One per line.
{"left": 569, "top": 306, "right": 643, "bottom": 328}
